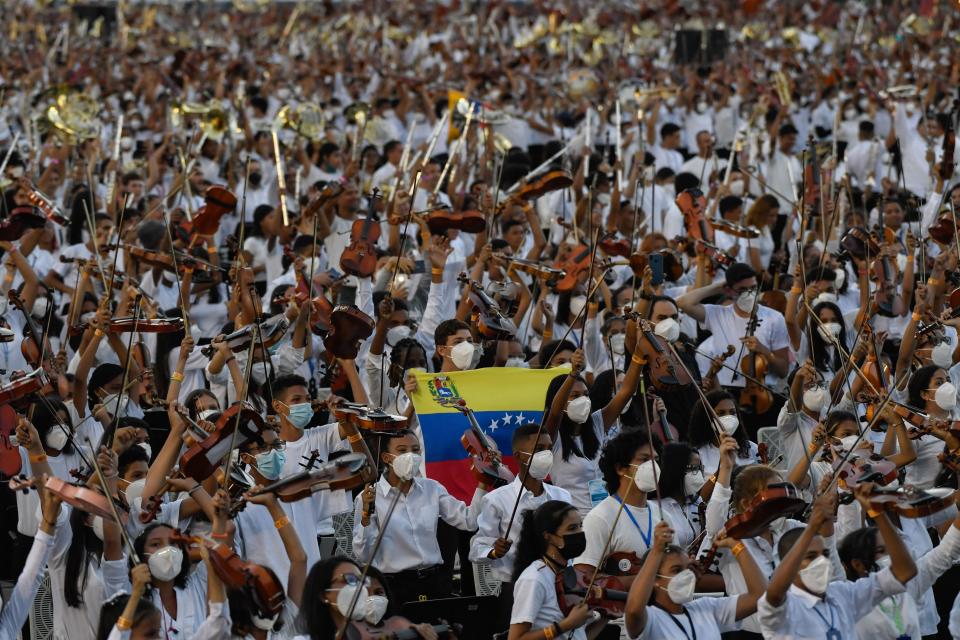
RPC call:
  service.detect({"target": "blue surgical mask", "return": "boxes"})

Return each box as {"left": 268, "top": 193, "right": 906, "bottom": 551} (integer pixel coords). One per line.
{"left": 285, "top": 401, "right": 314, "bottom": 429}
{"left": 255, "top": 449, "right": 286, "bottom": 480}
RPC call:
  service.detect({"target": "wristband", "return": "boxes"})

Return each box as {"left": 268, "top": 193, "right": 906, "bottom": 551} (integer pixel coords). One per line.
{"left": 544, "top": 624, "right": 556, "bottom": 640}
{"left": 188, "top": 484, "right": 202, "bottom": 495}
{"left": 790, "top": 287, "right": 802, "bottom": 294}
{"left": 210, "top": 532, "right": 229, "bottom": 540}
{"left": 224, "top": 356, "right": 236, "bottom": 365}
{"left": 171, "top": 372, "right": 184, "bottom": 383}
{"left": 631, "top": 353, "right": 645, "bottom": 366}
{"left": 866, "top": 507, "right": 883, "bottom": 519}
{"left": 274, "top": 516, "right": 291, "bottom": 530}
{"left": 116, "top": 617, "right": 134, "bottom": 631}
{"left": 731, "top": 542, "right": 747, "bottom": 558}
{"left": 431, "top": 267, "right": 443, "bottom": 276}
{"left": 94, "top": 328, "right": 104, "bottom": 337}
{"left": 29, "top": 453, "right": 48, "bottom": 464}
{"left": 905, "top": 255, "right": 914, "bottom": 262}
{"left": 347, "top": 432, "right": 363, "bottom": 444}
{"left": 542, "top": 331, "right": 553, "bottom": 340}
{"left": 207, "top": 246, "right": 218, "bottom": 254}
{"left": 927, "top": 277, "right": 941, "bottom": 286}
{"left": 912, "top": 311, "right": 921, "bottom": 322}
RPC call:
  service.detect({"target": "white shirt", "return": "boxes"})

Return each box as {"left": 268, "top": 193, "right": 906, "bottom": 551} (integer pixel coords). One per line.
{"left": 680, "top": 155, "right": 726, "bottom": 184}
{"left": 762, "top": 149, "right": 801, "bottom": 212}
{"left": 776, "top": 408, "right": 821, "bottom": 472}
{"left": 147, "top": 561, "right": 211, "bottom": 640}
{"left": 697, "top": 442, "right": 759, "bottom": 476}
{"left": 695, "top": 303, "right": 790, "bottom": 388}
{"left": 632, "top": 596, "right": 739, "bottom": 640}
{"left": 469, "top": 477, "right": 573, "bottom": 583}
{"left": 234, "top": 505, "right": 291, "bottom": 591}
{"left": 243, "top": 236, "right": 284, "bottom": 284}
{"left": 576, "top": 496, "right": 664, "bottom": 568}
{"left": 550, "top": 411, "right": 610, "bottom": 515}
{"left": 757, "top": 568, "right": 907, "bottom": 639}
{"left": 658, "top": 497, "right": 701, "bottom": 551}
{"left": 352, "top": 475, "right": 485, "bottom": 573}
{"left": 649, "top": 144, "right": 684, "bottom": 174}
{"left": 510, "top": 560, "right": 587, "bottom": 640}
{"left": 324, "top": 215, "right": 355, "bottom": 275}
{"left": 0, "top": 530, "right": 54, "bottom": 640}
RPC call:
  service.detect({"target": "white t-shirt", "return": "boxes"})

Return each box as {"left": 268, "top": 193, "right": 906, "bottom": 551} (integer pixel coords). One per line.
{"left": 243, "top": 236, "right": 284, "bottom": 284}
{"left": 511, "top": 560, "right": 587, "bottom": 640}
{"left": 631, "top": 596, "right": 739, "bottom": 639}
{"left": 576, "top": 497, "right": 664, "bottom": 568}
{"left": 695, "top": 303, "right": 790, "bottom": 388}
{"left": 550, "top": 411, "right": 610, "bottom": 515}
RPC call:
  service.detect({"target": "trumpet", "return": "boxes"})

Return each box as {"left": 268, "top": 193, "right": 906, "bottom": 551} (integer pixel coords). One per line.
{"left": 171, "top": 101, "right": 228, "bottom": 141}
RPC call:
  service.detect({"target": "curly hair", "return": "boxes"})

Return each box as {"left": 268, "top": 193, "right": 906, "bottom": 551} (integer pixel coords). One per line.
{"left": 599, "top": 428, "right": 658, "bottom": 495}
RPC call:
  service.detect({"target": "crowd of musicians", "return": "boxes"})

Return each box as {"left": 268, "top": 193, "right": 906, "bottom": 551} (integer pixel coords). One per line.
{"left": 2, "top": 1, "right": 960, "bottom": 639}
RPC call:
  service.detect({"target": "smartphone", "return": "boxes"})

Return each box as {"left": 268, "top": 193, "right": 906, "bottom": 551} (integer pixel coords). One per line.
{"left": 649, "top": 253, "right": 665, "bottom": 286}
{"left": 338, "top": 285, "right": 357, "bottom": 307}
{"left": 326, "top": 268, "right": 344, "bottom": 281}
{"left": 411, "top": 260, "right": 426, "bottom": 275}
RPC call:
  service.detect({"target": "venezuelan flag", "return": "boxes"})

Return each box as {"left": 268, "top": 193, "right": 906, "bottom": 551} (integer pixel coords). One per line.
{"left": 410, "top": 366, "right": 570, "bottom": 502}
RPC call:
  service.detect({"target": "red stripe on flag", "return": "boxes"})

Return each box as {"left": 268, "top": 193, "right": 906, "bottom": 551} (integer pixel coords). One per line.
{"left": 426, "top": 456, "right": 518, "bottom": 503}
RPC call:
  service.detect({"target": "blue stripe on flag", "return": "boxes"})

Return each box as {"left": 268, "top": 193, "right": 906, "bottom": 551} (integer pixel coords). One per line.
{"left": 419, "top": 410, "right": 544, "bottom": 463}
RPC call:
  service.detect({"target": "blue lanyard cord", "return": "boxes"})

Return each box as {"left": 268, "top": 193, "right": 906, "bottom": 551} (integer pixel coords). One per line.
{"left": 812, "top": 601, "right": 840, "bottom": 639}
{"left": 613, "top": 495, "right": 653, "bottom": 547}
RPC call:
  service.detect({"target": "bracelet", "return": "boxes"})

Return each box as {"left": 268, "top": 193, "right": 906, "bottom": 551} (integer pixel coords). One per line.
{"left": 731, "top": 542, "right": 747, "bottom": 558}
{"left": 866, "top": 507, "right": 883, "bottom": 519}
{"left": 912, "top": 311, "right": 922, "bottom": 322}
{"left": 188, "top": 484, "right": 202, "bottom": 495}
{"left": 206, "top": 246, "right": 218, "bottom": 254}
{"left": 210, "top": 532, "right": 229, "bottom": 540}
{"left": 631, "top": 353, "right": 645, "bottom": 365}
{"left": 116, "top": 616, "right": 134, "bottom": 631}
{"left": 542, "top": 331, "right": 553, "bottom": 340}
{"left": 94, "top": 328, "right": 104, "bottom": 337}
{"left": 29, "top": 453, "right": 47, "bottom": 463}
{"left": 274, "top": 516, "right": 291, "bottom": 530}
{"left": 790, "top": 287, "right": 802, "bottom": 294}
{"left": 431, "top": 267, "right": 443, "bottom": 276}
{"left": 347, "top": 432, "right": 363, "bottom": 444}
{"left": 905, "top": 255, "right": 914, "bottom": 262}
{"left": 224, "top": 356, "right": 236, "bottom": 365}
{"left": 171, "top": 372, "right": 184, "bottom": 383}
{"left": 927, "top": 277, "right": 941, "bottom": 286}
{"left": 544, "top": 624, "right": 556, "bottom": 640}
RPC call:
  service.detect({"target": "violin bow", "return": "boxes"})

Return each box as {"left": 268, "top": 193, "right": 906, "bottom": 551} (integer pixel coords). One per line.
{"left": 104, "top": 294, "right": 142, "bottom": 450}
{"left": 160, "top": 200, "right": 191, "bottom": 339}
{"left": 80, "top": 200, "right": 110, "bottom": 291}
{"left": 221, "top": 323, "right": 260, "bottom": 492}
{"left": 579, "top": 228, "right": 602, "bottom": 348}
{"left": 728, "top": 273, "right": 762, "bottom": 384}
{"left": 84, "top": 437, "right": 141, "bottom": 564}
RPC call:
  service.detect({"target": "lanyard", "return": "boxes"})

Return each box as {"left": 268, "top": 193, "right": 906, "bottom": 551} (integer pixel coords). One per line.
{"left": 654, "top": 605, "right": 696, "bottom": 640}
{"left": 878, "top": 595, "right": 908, "bottom": 638}
{"left": 613, "top": 495, "right": 652, "bottom": 548}
{"left": 812, "top": 600, "right": 841, "bottom": 640}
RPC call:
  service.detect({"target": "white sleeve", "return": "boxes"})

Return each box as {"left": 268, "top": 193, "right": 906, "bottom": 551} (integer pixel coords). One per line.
{"left": 908, "top": 524, "right": 960, "bottom": 599}
{"left": 186, "top": 601, "right": 231, "bottom": 640}
{"left": 102, "top": 557, "right": 132, "bottom": 600}
{"left": 0, "top": 530, "right": 55, "bottom": 639}
{"left": 756, "top": 593, "right": 789, "bottom": 637}
{"left": 509, "top": 574, "right": 548, "bottom": 625}
{"left": 574, "top": 509, "right": 608, "bottom": 567}
{"left": 413, "top": 281, "right": 444, "bottom": 356}
{"left": 704, "top": 482, "right": 732, "bottom": 538}
{"left": 469, "top": 493, "right": 500, "bottom": 563}
{"left": 437, "top": 484, "right": 485, "bottom": 531}
{"left": 582, "top": 315, "right": 606, "bottom": 372}
{"left": 351, "top": 492, "right": 378, "bottom": 560}
{"left": 274, "top": 343, "right": 305, "bottom": 376}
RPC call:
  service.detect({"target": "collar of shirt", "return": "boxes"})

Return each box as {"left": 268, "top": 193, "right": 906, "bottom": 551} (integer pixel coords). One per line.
{"left": 377, "top": 473, "right": 419, "bottom": 497}
{"left": 787, "top": 583, "right": 827, "bottom": 609}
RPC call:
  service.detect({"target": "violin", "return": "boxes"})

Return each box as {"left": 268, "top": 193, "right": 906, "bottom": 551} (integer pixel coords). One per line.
{"left": 125, "top": 245, "right": 216, "bottom": 275}
{"left": 632, "top": 318, "right": 692, "bottom": 390}
{"left": 178, "top": 186, "right": 237, "bottom": 241}
{"left": 629, "top": 249, "right": 685, "bottom": 283}
{"left": 939, "top": 450, "right": 960, "bottom": 473}
{"left": 928, "top": 214, "right": 956, "bottom": 245}
{"left": 323, "top": 305, "right": 376, "bottom": 360}
{"left": 698, "top": 483, "right": 806, "bottom": 568}
{"left": 334, "top": 402, "right": 408, "bottom": 434}
{"left": 702, "top": 345, "right": 735, "bottom": 393}
{"left": 552, "top": 244, "right": 592, "bottom": 294}
{"left": 179, "top": 403, "right": 268, "bottom": 483}
{"left": 598, "top": 233, "right": 631, "bottom": 258}
{"left": 601, "top": 551, "right": 643, "bottom": 577}
{"left": 832, "top": 449, "right": 898, "bottom": 490}
{"left": 510, "top": 169, "right": 573, "bottom": 202}
{"left": 345, "top": 618, "right": 460, "bottom": 640}
{"left": 25, "top": 187, "right": 69, "bottom": 225}
{"left": 647, "top": 392, "right": 678, "bottom": 444}
{"left": 494, "top": 254, "right": 566, "bottom": 286}
{"left": 170, "top": 531, "right": 285, "bottom": 617}
{"left": 694, "top": 239, "right": 735, "bottom": 270}
{"left": 711, "top": 218, "right": 759, "bottom": 240}
{"left": 455, "top": 401, "right": 513, "bottom": 489}
{"left": 200, "top": 314, "right": 291, "bottom": 357}
{"left": 739, "top": 306, "right": 773, "bottom": 415}
{"left": 0, "top": 404, "right": 21, "bottom": 480}
{"left": 838, "top": 227, "right": 880, "bottom": 261}
{"left": 340, "top": 189, "right": 381, "bottom": 278}
{"left": 851, "top": 485, "right": 957, "bottom": 519}
{"left": 555, "top": 565, "right": 628, "bottom": 618}
{"left": 871, "top": 255, "right": 902, "bottom": 317}
{"left": 676, "top": 189, "right": 713, "bottom": 243}
{"left": 241, "top": 452, "right": 372, "bottom": 504}
{"left": 458, "top": 274, "right": 518, "bottom": 340}
{"left": 0, "top": 206, "right": 47, "bottom": 241}
{"left": 425, "top": 208, "right": 486, "bottom": 235}
{"left": 760, "top": 253, "right": 789, "bottom": 314}
{"left": 8, "top": 474, "right": 129, "bottom": 523}
{"left": 0, "top": 368, "right": 51, "bottom": 410}
{"left": 107, "top": 316, "right": 185, "bottom": 333}
{"left": 7, "top": 291, "right": 56, "bottom": 376}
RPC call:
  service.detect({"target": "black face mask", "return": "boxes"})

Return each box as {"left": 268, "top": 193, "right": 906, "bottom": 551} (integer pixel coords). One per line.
{"left": 558, "top": 531, "right": 587, "bottom": 560}
{"left": 248, "top": 172, "right": 263, "bottom": 188}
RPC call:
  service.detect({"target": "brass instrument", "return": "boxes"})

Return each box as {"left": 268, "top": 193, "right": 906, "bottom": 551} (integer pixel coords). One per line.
{"left": 567, "top": 68, "right": 599, "bottom": 100}
{"left": 455, "top": 98, "right": 508, "bottom": 126}
{"left": 774, "top": 72, "right": 792, "bottom": 109}
{"left": 878, "top": 85, "right": 918, "bottom": 101}
{"left": 275, "top": 103, "right": 325, "bottom": 141}
{"left": 38, "top": 87, "right": 100, "bottom": 141}
{"left": 170, "top": 101, "right": 228, "bottom": 141}
{"left": 781, "top": 27, "right": 801, "bottom": 49}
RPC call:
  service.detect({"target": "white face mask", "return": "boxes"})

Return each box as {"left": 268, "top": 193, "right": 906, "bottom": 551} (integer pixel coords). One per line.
{"left": 125, "top": 478, "right": 146, "bottom": 505}
{"left": 664, "top": 568, "right": 697, "bottom": 604}
{"left": 833, "top": 268, "right": 846, "bottom": 288}
{"left": 386, "top": 324, "right": 412, "bottom": 347}
{"left": 199, "top": 409, "right": 218, "bottom": 421}
{"left": 717, "top": 414, "right": 739, "bottom": 435}
{"left": 332, "top": 584, "right": 369, "bottom": 621}
{"left": 505, "top": 356, "right": 529, "bottom": 368}
{"left": 729, "top": 179, "right": 745, "bottom": 196}
{"left": 930, "top": 342, "right": 954, "bottom": 368}
{"left": 839, "top": 435, "right": 860, "bottom": 452}
{"left": 609, "top": 333, "right": 626, "bottom": 355}
{"left": 449, "top": 341, "right": 477, "bottom": 370}
{"left": 632, "top": 460, "right": 660, "bottom": 493}
{"left": 102, "top": 393, "right": 131, "bottom": 417}
{"left": 569, "top": 295, "right": 587, "bottom": 319}
{"left": 735, "top": 290, "right": 757, "bottom": 313}
{"left": 364, "top": 595, "right": 390, "bottom": 625}
{"left": 695, "top": 101, "right": 709, "bottom": 114}
{"left": 934, "top": 382, "right": 957, "bottom": 410}
{"left": 32, "top": 297, "right": 49, "bottom": 319}
{"left": 654, "top": 317, "right": 681, "bottom": 343}
{"left": 803, "top": 386, "right": 827, "bottom": 413}
{"left": 91, "top": 516, "right": 105, "bottom": 541}
{"left": 251, "top": 612, "right": 279, "bottom": 631}
{"left": 147, "top": 546, "right": 184, "bottom": 582}
{"left": 813, "top": 292, "right": 838, "bottom": 306}
{"left": 816, "top": 322, "right": 842, "bottom": 343}
{"left": 527, "top": 449, "right": 554, "bottom": 480}
{"left": 566, "top": 396, "right": 592, "bottom": 424}
{"left": 844, "top": 108, "right": 858, "bottom": 120}
{"left": 45, "top": 426, "right": 70, "bottom": 451}
{"left": 798, "top": 555, "right": 832, "bottom": 594}
{"left": 389, "top": 452, "right": 421, "bottom": 481}
{"left": 683, "top": 471, "right": 706, "bottom": 496}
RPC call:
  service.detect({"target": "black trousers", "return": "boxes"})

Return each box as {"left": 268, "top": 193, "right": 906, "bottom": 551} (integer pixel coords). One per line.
{"left": 383, "top": 565, "right": 450, "bottom": 606}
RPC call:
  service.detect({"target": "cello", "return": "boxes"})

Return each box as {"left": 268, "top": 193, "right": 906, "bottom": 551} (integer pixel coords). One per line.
{"left": 340, "top": 189, "right": 381, "bottom": 278}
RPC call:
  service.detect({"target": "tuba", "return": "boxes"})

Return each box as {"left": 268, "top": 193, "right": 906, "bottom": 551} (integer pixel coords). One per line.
{"left": 39, "top": 87, "right": 100, "bottom": 141}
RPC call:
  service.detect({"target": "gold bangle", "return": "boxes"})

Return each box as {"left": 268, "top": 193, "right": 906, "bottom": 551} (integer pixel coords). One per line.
{"left": 206, "top": 246, "right": 217, "bottom": 254}
{"left": 29, "top": 453, "right": 47, "bottom": 463}
{"left": 347, "top": 432, "right": 363, "bottom": 444}
{"left": 542, "top": 331, "right": 553, "bottom": 340}
{"left": 866, "top": 507, "right": 883, "bottom": 519}
{"left": 587, "top": 302, "right": 599, "bottom": 311}
{"left": 912, "top": 312, "right": 921, "bottom": 322}
{"left": 905, "top": 255, "right": 914, "bottom": 262}
{"left": 631, "top": 353, "right": 645, "bottom": 365}
{"left": 210, "top": 532, "right": 229, "bottom": 540}
{"left": 731, "top": 542, "right": 747, "bottom": 558}
{"left": 790, "top": 287, "right": 802, "bottom": 294}
{"left": 928, "top": 277, "right": 941, "bottom": 286}
{"left": 274, "top": 516, "right": 291, "bottom": 529}
{"left": 171, "top": 372, "right": 184, "bottom": 383}
{"left": 431, "top": 267, "right": 443, "bottom": 276}
{"left": 543, "top": 625, "right": 555, "bottom": 640}
{"left": 94, "top": 328, "right": 104, "bottom": 337}
{"left": 116, "top": 616, "right": 134, "bottom": 631}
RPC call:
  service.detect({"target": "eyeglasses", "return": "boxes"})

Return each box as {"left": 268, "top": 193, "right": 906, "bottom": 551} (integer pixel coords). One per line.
{"left": 257, "top": 440, "right": 286, "bottom": 452}
{"left": 685, "top": 464, "right": 705, "bottom": 474}
{"left": 331, "top": 573, "right": 370, "bottom": 588}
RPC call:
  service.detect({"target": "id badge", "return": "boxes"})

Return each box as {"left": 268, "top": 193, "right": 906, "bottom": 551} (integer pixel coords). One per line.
{"left": 588, "top": 478, "right": 608, "bottom": 507}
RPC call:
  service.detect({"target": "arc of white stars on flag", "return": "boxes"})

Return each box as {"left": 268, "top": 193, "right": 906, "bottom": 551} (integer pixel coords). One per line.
{"left": 486, "top": 412, "right": 529, "bottom": 432}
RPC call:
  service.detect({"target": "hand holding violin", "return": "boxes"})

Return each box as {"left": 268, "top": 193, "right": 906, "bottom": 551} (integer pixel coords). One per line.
{"left": 15, "top": 418, "right": 43, "bottom": 458}
{"left": 360, "top": 484, "right": 376, "bottom": 526}
{"left": 739, "top": 335, "right": 770, "bottom": 357}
